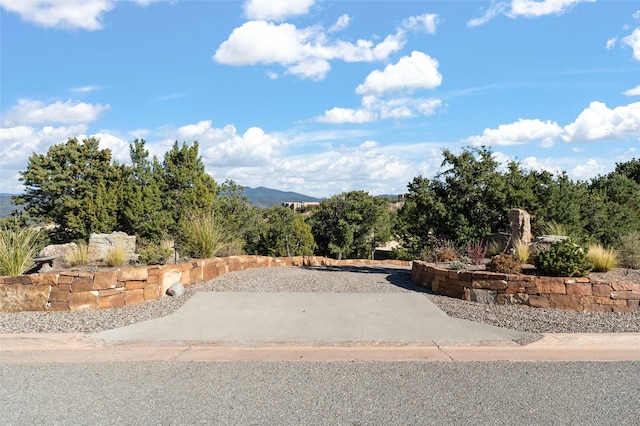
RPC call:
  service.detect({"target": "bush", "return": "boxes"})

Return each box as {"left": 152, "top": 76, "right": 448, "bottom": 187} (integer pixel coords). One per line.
{"left": 465, "top": 242, "right": 486, "bottom": 265}
{"left": 513, "top": 238, "right": 531, "bottom": 264}
{"left": 434, "top": 239, "right": 458, "bottom": 262}
{"left": 65, "top": 241, "right": 88, "bottom": 267}
{"left": 535, "top": 238, "right": 593, "bottom": 277}
{"left": 448, "top": 260, "right": 467, "bottom": 270}
{"left": 588, "top": 243, "right": 619, "bottom": 272}
{"left": 180, "top": 212, "right": 240, "bottom": 259}
{"left": 389, "top": 247, "right": 414, "bottom": 261}
{"left": 104, "top": 244, "right": 127, "bottom": 267}
{"left": 0, "top": 226, "right": 43, "bottom": 276}
{"left": 617, "top": 232, "right": 640, "bottom": 269}
{"left": 486, "top": 240, "right": 506, "bottom": 257}
{"left": 486, "top": 254, "right": 522, "bottom": 274}
{"left": 138, "top": 241, "right": 173, "bottom": 265}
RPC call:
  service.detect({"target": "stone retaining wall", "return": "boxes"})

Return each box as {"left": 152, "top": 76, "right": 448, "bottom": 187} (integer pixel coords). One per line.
{"left": 411, "top": 261, "right": 639, "bottom": 313}
{"left": 0, "top": 256, "right": 410, "bottom": 312}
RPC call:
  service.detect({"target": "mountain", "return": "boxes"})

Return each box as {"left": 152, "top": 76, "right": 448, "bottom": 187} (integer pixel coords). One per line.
{"left": 0, "top": 188, "right": 321, "bottom": 218}
{"left": 0, "top": 194, "right": 21, "bottom": 218}
{"left": 242, "top": 186, "right": 321, "bottom": 207}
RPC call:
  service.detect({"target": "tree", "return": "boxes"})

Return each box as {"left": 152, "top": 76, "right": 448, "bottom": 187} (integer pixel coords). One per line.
{"left": 257, "top": 205, "right": 316, "bottom": 257}
{"left": 214, "top": 180, "right": 264, "bottom": 254}
{"left": 396, "top": 147, "right": 507, "bottom": 254}
{"left": 119, "top": 139, "right": 173, "bottom": 243}
{"left": 309, "top": 191, "right": 390, "bottom": 260}
{"left": 161, "top": 141, "right": 218, "bottom": 234}
{"left": 14, "top": 137, "right": 122, "bottom": 242}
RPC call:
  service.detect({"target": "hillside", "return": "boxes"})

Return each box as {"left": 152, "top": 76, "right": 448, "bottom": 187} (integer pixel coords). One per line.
{"left": 0, "top": 188, "right": 321, "bottom": 218}
{"left": 242, "top": 186, "right": 321, "bottom": 207}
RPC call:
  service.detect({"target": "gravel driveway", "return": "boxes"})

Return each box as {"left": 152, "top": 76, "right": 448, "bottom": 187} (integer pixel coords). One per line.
{"left": 1, "top": 265, "right": 638, "bottom": 334}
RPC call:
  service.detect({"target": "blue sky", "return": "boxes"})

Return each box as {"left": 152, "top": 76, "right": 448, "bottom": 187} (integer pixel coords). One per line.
{"left": 1, "top": 0, "right": 639, "bottom": 198}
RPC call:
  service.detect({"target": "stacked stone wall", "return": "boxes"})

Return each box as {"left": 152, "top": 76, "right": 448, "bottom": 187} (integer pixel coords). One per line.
{"left": 0, "top": 256, "right": 410, "bottom": 312}
{"left": 411, "top": 261, "right": 639, "bottom": 313}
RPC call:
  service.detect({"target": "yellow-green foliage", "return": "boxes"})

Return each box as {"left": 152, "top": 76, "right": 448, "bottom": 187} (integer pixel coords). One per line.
{"left": 486, "top": 240, "right": 505, "bottom": 257}
{"left": 588, "top": 243, "right": 619, "bottom": 272}
{"left": 180, "top": 212, "right": 240, "bottom": 259}
{"left": 0, "top": 226, "right": 43, "bottom": 276}
{"left": 487, "top": 254, "right": 522, "bottom": 275}
{"left": 513, "top": 239, "right": 531, "bottom": 264}
{"left": 104, "top": 244, "right": 127, "bottom": 267}
{"left": 65, "top": 241, "right": 88, "bottom": 267}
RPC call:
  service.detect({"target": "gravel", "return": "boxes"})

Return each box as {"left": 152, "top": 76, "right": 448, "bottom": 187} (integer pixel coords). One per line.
{"left": 1, "top": 265, "right": 638, "bottom": 334}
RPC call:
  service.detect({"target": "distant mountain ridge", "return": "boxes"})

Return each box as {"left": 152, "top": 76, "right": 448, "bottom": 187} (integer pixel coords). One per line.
{"left": 242, "top": 186, "right": 321, "bottom": 207}
{"left": 0, "top": 187, "right": 322, "bottom": 218}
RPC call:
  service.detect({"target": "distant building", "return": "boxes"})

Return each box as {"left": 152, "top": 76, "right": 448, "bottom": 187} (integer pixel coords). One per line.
{"left": 282, "top": 201, "right": 321, "bottom": 211}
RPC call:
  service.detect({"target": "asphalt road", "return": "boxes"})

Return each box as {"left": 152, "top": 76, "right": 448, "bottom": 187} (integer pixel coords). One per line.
{"left": 2, "top": 361, "right": 639, "bottom": 425}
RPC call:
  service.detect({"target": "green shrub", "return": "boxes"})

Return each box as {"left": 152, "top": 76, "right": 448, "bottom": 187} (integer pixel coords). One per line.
{"left": 535, "top": 238, "right": 593, "bottom": 277}
{"left": 0, "top": 226, "right": 44, "bottom": 276}
{"left": 389, "top": 247, "right": 414, "bottom": 261}
{"left": 104, "top": 244, "right": 127, "bottom": 267}
{"left": 617, "top": 232, "right": 640, "bottom": 269}
{"left": 138, "top": 242, "right": 173, "bottom": 265}
{"left": 65, "top": 241, "right": 88, "bottom": 267}
{"left": 486, "top": 254, "right": 522, "bottom": 274}
{"left": 588, "top": 243, "right": 619, "bottom": 272}
{"left": 448, "top": 260, "right": 467, "bottom": 270}
{"left": 180, "top": 212, "right": 239, "bottom": 259}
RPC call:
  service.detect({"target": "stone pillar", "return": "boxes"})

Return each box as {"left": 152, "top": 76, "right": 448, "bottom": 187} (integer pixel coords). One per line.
{"left": 509, "top": 209, "right": 531, "bottom": 244}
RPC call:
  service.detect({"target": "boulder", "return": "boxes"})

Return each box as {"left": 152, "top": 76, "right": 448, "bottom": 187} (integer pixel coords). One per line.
{"left": 37, "top": 243, "right": 78, "bottom": 272}
{"left": 166, "top": 282, "right": 185, "bottom": 297}
{"left": 87, "top": 232, "right": 136, "bottom": 263}
{"left": 509, "top": 209, "right": 531, "bottom": 244}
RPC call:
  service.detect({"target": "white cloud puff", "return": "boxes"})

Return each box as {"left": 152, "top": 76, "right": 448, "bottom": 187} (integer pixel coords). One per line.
{"left": 214, "top": 17, "right": 413, "bottom": 80}
{"left": 468, "top": 0, "right": 594, "bottom": 27}
{"left": 174, "top": 120, "right": 281, "bottom": 167}
{"left": 316, "top": 96, "right": 442, "bottom": 124}
{"left": 562, "top": 101, "right": 640, "bottom": 142}
{"left": 0, "top": 0, "right": 114, "bottom": 30}
{"left": 624, "top": 85, "right": 640, "bottom": 96}
{"left": 466, "top": 118, "right": 563, "bottom": 147}
{"left": 401, "top": 14, "right": 439, "bottom": 34}
{"left": 355, "top": 51, "right": 442, "bottom": 95}
{"left": 2, "top": 99, "right": 109, "bottom": 126}
{"left": 465, "top": 101, "right": 640, "bottom": 147}
{"left": 243, "top": 0, "right": 314, "bottom": 21}
{"left": 623, "top": 28, "right": 640, "bottom": 61}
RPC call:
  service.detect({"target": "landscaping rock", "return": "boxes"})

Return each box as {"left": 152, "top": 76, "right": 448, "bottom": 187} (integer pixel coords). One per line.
{"left": 509, "top": 209, "right": 531, "bottom": 244}
{"left": 38, "top": 243, "right": 78, "bottom": 271}
{"left": 166, "top": 282, "right": 185, "bottom": 297}
{"left": 87, "top": 232, "right": 136, "bottom": 263}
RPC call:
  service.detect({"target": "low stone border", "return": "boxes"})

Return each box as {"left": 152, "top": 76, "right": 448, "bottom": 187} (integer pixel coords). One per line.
{"left": 0, "top": 256, "right": 411, "bottom": 312}
{"left": 411, "top": 261, "right": 639, "bottom": 313}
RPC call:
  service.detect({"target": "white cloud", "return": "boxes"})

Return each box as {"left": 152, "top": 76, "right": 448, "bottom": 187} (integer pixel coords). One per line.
{"left": 466, "top": 118, "right": 563, "bottom": 147}
{"left": 328, "top": 14, "right": 350, "bottom": 33}
{"left": 243, "top": 0, "right": 314, "bottom": 21}
{"left": 468, "top": 0, "right": 594, "bottom": 27}
{"left": 316, "top": 96, "right": 442, "bottom": 124}
{"left": 562, "top": 101, "right": 640, "bottom": 142}
{"left": 213, "top": 18, "right": 408, "bottom": 80}
{"left": 70, "top": 85, "right": 103, "bottom": 93}
{"left": 623, "top": 28, "right": 640, "bottom": 61}
{"left": 0, "top": 0, "right": 114, "bottom": 30}
{"left": 624, "top": 85, "right": 640, "bottom": 96}
{"left": 356, "top": 51, "right": 442, "bottom": 95}
{"left": 606, "top": 38, "right": 617, "bottom": 50}
{"left": 401, "top": 14, "right": 439, "bottom": 34}
{"left": 173, "top": 120, "right": 281, "bottom": 167}
{"left": 571, "top": 159, "right": 606, "bottom": 180}
{"left": 318, "top": 107, "right": 377, "bottom": 124}
{"left": 2, "top": 99, "right": 109, "bottom": 126}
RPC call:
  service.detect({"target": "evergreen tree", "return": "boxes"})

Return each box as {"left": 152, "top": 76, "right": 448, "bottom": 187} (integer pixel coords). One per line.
{"left": 14, "top": 137, "right": 121, "bottom": 242}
